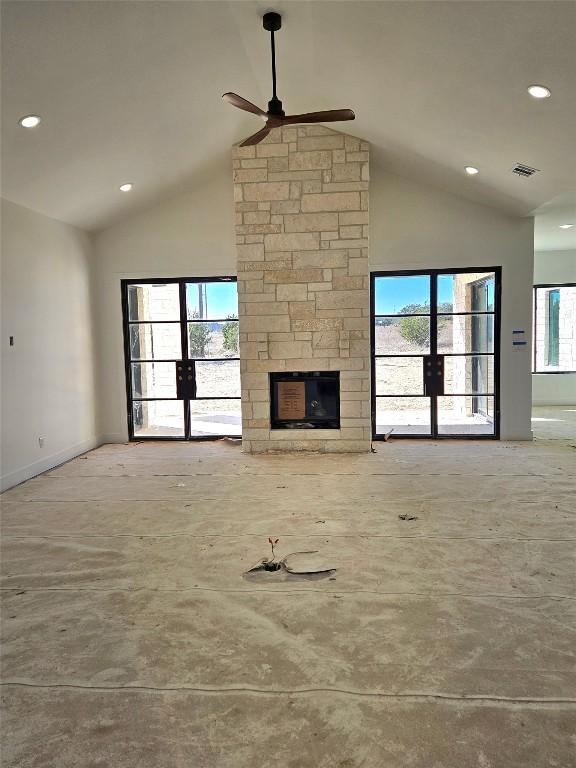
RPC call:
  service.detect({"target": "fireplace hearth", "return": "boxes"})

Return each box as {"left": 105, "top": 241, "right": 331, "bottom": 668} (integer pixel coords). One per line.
{"left": 270, "top": 372, "right": 340, "bottom": 429}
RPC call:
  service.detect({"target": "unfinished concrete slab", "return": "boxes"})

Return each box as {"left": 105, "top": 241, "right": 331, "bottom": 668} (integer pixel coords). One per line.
{"left": 1, "top": 406, "right": 575, "bottom": 767}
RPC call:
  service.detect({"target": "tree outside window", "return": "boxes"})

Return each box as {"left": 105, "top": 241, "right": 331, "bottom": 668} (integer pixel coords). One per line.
{"left": 188, "top": 311, "right": 212, "bottom": 358}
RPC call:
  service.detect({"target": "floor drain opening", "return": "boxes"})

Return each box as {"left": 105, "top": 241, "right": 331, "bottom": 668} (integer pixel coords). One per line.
{"left": 244, "top": 541, "right": 337, "bottom": 581}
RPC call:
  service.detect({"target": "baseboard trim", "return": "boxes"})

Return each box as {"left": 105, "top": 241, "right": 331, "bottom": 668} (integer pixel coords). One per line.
{"left": 1, "top": 436, "right": 105, "bottom": 492}
{"left": 532, "top": 399, "right": 576, "bottom": 407}
{"left": 99, "top": 433, "right": 129, "bottom": 444}
{"left": 500, "top": 432, "right": 534, "bottom": 441}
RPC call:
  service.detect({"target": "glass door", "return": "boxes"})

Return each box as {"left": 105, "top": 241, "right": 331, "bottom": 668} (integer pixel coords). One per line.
{"left": 372, "top": 273, "right": 433, "bottom": 436}
{"left": 371, "top": 269, "right": 499, "bottom": 439}
{"left": 122, "top": 277, "right": 240, "bottom": 440}
{"left": 184, "top": 280, "right": 241, "bottom": 438}
{"left": 435, "top": 271, "right": 497, "bottom": 436}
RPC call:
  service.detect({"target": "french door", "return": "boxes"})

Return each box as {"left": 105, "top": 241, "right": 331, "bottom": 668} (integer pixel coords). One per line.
{"left": 121, "top": 277, "right": 240, "bottom": 440}
{"left": 371, "top": 268, "right": 500, "bottom": 439}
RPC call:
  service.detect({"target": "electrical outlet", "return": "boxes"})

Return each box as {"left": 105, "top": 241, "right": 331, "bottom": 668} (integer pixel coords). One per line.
{"left": 38, "top": 437, "right": 45, "bottom": 448}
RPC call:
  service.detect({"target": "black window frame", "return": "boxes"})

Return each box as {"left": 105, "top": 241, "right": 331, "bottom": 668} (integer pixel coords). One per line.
{"left": 533, "top": 283, "right": 576, "bottom": 375}
{"left": 121, "top": 276, "right": 240, "bottom": 441}
{"left": 370, "top": 266, "right": 501, "bottom": 440}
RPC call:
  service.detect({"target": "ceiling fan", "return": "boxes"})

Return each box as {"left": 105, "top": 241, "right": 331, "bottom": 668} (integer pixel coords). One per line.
{"left": 223, "top": 11, "right": 355, "bottom": 146}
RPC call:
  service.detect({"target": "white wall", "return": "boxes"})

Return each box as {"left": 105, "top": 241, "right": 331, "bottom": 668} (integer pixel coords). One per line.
{"left": 533, "top": 249, "right": 576, "bottom": 406}
{"left": 94, "top": 161, "right": 535, "bottom": 441}
{"left": 93, "top": 158, "right": 236, "bottom": 441}
{"left": 1, "top": 199, "right": 99, "bottom": 490}
{"left": 534, "top": 250, "right": 576, "bottom": 284}
{"left": 370, "top": 170, "right": 535, "bottom": 439}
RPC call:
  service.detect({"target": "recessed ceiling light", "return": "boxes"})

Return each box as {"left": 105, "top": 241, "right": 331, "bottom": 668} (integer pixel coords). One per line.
{"left": 559, "top": 224, "right": 574, "bottom": 229}
{"left": 527, "top": 84, "right": 551, "bottom": 99}
{"left": 19, "top": 114, "right": 41, "bottom": 128}
{"left": 119, "top": 183, "right": 133, "bottom": 192}
{"left": 465, "top": 166, "right": 479, "bottom": 176}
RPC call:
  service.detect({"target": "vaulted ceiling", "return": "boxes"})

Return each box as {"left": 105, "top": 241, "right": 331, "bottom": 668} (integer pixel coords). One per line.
{"left": 2, "top": 0, "right": 575, "bottom": 247}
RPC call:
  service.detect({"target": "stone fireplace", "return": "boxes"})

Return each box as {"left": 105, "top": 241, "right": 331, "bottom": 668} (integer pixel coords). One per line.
{"left": 232, "top": 125, "right": 371, "bottom": 452}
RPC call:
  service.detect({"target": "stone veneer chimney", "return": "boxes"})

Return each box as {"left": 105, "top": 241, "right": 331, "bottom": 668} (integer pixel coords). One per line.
{"left": 232, "top": 125, "right": 371, "bottom": 453}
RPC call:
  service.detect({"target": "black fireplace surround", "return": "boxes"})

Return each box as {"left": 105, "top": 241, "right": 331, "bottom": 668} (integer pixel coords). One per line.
{"left": 270, "top": 371, "right": 340, "bottom": 429}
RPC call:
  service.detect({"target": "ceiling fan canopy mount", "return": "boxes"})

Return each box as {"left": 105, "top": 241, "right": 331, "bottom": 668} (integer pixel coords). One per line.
{"left": 262, "top": 11, "right": 282, "bottom": 32}
{"left": 222, "top": 10, "right": 355, "bottom": 146}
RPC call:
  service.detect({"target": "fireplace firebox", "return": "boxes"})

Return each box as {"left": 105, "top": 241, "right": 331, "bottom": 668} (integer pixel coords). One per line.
{"left": 270, "top": 372, "right": 340, "bottom": 429}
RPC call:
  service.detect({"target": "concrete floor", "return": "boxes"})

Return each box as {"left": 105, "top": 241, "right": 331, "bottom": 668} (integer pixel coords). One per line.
{"left": 1, "top": 406, "right": 575, "bottom": 767}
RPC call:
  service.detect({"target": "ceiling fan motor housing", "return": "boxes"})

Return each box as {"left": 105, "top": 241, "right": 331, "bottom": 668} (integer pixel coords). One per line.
{"left": 267, "top": 97, "right": 285, "bottom": 117}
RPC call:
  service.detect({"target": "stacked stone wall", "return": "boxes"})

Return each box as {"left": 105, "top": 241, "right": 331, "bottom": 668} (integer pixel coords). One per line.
{"left": 232, "top": 125, "right": 371, "bottom": 452}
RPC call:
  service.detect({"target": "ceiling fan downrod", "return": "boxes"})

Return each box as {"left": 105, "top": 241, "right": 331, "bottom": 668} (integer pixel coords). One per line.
{"left": 263, "top": 12, "right": 284, "bottom": 117}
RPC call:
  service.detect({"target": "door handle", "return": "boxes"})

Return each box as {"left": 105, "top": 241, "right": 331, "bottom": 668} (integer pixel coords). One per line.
{"left": 175, "top": 361, "right": 195, "bottom": 399}
{"left": 423, "top": 355, "right": 445, "bottom": 396}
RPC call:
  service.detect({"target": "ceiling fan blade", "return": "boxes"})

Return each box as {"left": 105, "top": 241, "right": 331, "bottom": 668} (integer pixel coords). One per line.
{"left": 239, "top": 125, "right": 272, "bottom": 147}
{"left": 222, "top": 92, "right": 267, "bottom": 118}
{"left": 281, "top": 109, "right": 355, "bottom": 125}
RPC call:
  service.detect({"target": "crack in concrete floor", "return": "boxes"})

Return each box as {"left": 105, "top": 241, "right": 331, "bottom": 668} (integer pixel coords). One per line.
{"left": 3, "top": 681, "right": 576, "bottom": 706}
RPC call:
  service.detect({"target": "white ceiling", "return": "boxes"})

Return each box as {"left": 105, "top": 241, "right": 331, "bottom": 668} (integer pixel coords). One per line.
{"left": 534, "top": 192, "right": 576, "bottom": 251}
{"left": 2, "top": 0, "right": 576, "bottom": 243}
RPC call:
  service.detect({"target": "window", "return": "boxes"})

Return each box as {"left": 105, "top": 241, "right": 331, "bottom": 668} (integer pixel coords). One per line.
{"left": 371, "top": 269, "right": 499, "bottom": 439}
{"left": 533, "top": 284, "right": 576, "bottom": 373}
{"left": 546, "top": 289, "right": 560, "bottom": 366}
{"left": 122, "top": 277, "right": 241, "bottom": 439}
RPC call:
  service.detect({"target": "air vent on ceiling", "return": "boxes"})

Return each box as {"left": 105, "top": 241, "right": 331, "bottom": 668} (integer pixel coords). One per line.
{"left": 512, "top": 163, "right": 540, "bottom": 177}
